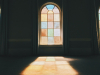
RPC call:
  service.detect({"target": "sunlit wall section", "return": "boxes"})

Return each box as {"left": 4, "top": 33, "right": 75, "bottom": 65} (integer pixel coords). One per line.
{"left": 40, "top": 4, "right": 62, "bottom": 45}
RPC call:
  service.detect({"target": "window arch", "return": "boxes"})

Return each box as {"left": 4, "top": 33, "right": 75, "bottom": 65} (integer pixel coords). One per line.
{"left": 40, "top": 3, "right": 62, "bottom": 45}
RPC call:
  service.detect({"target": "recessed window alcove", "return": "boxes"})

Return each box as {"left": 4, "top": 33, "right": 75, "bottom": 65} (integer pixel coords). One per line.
{"left": 38, "top": 2, "right": 63, "bottom": 55}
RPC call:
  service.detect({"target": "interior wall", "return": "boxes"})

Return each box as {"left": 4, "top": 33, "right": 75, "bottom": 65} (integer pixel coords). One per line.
{"left": 8, "top": 0, "right": 33, "bottom": 55}
{"left": 37, "top": 0, "right": 63, "bottom": 55}
{"left": 0, "top": 1, "right": 1, "bottom": 55}
{"left": 0, "top": 0, "right": 99, "bottom": 56}
{"left": 97, "top": 0, "right": 100, "bottom": 53}
{"left": 68, "top": 0, "right": 92, "bottom": 55}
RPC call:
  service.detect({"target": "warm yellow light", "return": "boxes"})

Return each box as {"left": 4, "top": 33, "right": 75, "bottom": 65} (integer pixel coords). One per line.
{"left": 20, "top": 56, "right": 79, "bottom": 75}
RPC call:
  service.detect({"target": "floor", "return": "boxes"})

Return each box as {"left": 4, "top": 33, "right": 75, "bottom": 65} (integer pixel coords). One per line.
{"left": 0, "top": 55, "right": 100, "bottom": 75}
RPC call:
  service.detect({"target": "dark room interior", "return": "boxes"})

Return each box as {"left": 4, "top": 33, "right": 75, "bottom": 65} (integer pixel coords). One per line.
{"left": 0, "top": 0, "right": 100, "bottom": 75}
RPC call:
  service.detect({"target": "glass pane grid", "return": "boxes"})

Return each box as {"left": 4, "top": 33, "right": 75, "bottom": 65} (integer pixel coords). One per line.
{"left": 40, "top": 5, "right": 61, "bottom": 45}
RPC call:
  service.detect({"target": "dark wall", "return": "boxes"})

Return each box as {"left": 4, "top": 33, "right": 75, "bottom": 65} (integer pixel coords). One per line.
{"left": 0, "top": 0, "right": 99, "bottom": 56}
{"left": 68, "top": 0, "right": 92, "bottom": 55}
{"left": 8, "top": 0, "right": 33, "bottom": 55}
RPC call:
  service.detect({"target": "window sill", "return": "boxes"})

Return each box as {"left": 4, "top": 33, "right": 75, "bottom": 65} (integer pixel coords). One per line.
{"left": 39, "top": 45, "right": 63, "bottom": 47}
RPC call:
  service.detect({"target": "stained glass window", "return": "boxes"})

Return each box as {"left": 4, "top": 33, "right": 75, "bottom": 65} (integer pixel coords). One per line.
{"left": 0, "top": 6, "right": 1, "bottom": 28}
{"left": 99, "top": 9, "right": 100, "bottom": 40}
{"left": 0, "top": 6, "right": 1, "bottom": 15}
{"left": 40, "top": 4, "right": 62, "bottom": 45}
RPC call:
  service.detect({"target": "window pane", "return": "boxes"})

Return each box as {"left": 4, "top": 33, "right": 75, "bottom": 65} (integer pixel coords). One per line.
{"left": 99, "top": 14, "right": 100, "bottom": 20}
{"left": 99, "top": 9, "right": 100, "bottom": 13}
{"left": 48, "top": 22, "right": 53, "bottom": 28}
{"left": 41, "top": 14, "right": 47, "bottom": 21}
{"left": 54, "top": 22, "right": 60, "bottom": 28}
{"left": 99, "top": 21, "right": 100, "bottom": 28}
{"left": 48, "top": 10, "right": 53, "bottom": 13}
{"left": 40, "top": 4, "right": 62, "bottom": 45}
{"left": 54, "top": 36, "right": 61, "bottom": 44}
{"left": 41, "top": 7, "right": 48, "bottom": 14}
{"left": 46, "top": 5, "right": 54, "bottom": 10}
{"left": 41, "top": 29, "right": 47, "bottom": 36}
{"left": 40, "top": 37, "right": 47, "bottom": 45}
{"left": 48, "top": 29, "right": 53, "bottom": 36}
{"left": 54, "top": 14, "right": 60, "bottom": 21}
{"left": 41, "top": 22, "right": 47, "bottom": 28}
{"left": 48, "top": 14, "right": 53, "bottom": 21}
{"left": 53, "top": 7, "right": 59, "bottom": 13}
{"left": 99, "top": 29, "right": 100, "bottom": 39}
{"left": 54, "top": 29, "right": 60, "bottom": 36}
{"left": 48, "top": 37, "right": 54, "bottom": 44}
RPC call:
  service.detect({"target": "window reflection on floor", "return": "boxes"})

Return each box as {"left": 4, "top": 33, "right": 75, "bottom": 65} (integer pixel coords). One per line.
{"left": 20, "top": 56, "right": 78, "bottom": 75}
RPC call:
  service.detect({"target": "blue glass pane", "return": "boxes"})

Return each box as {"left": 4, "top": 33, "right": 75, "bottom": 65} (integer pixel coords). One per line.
{"left": 46, "top": 5, "right": 54, "bottom": 10}
{"left": 41, "top": 22, "right": 47, "bottom": 28}
{"left": 99, "top": 14, "right": 100, "bottom": 20}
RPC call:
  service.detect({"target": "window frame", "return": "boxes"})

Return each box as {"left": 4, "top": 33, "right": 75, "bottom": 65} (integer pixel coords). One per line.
{"left": 38, "top": 2, "right": 63, "bottom": 46}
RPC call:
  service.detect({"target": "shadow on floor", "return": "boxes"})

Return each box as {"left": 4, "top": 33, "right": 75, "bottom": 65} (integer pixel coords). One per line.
{"left": 64, "top": 55, "right": 100, "bottom": 75}
{"left": 0, "top": 56, "right": 37, "bottom": 75}
{"left": 0, "top": 55, "right": 100, "bottom": 75}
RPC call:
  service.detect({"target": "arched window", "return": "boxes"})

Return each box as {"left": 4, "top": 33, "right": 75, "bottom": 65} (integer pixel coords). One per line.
{"left": 0, "top": 6, "right": 1, "bottom": 24}
{"left": 40, "top": 3, "right": 62, "bottom": 45}
{"left": 99, "top": 8, "right": 100, "bottom": 47}
{"left": 99, "top": 8, "right": 100, "bottom": 29}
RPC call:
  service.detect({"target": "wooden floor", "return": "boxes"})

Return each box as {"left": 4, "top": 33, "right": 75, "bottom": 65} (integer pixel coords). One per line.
{"left": 0, "top": 55, "right": 100, "bottom": 75}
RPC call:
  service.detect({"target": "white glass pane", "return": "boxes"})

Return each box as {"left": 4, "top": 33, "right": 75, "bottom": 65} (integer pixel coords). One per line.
{"left": 54, "top": 29, "right": 60, "bottom": 36}
{"left": 48, "top": 37, "right": 54, "bottom": 44}
{"left": 48, "top": 22, "right": 53, "bottom": 28}
{"left": 53, "top": 6, "right": 59, "bottom": 13}
{"left": 54, "top": 14, "right": 60, "bottom": 21}
{"left": 99, "top": 9, "right": 100, "bottom": 13}
{"left": 99, "top": 21, "right": 100, "bottom": 29}
{"left": 99, "top": 14, "right": 100, "bottom": 20}
{"left": 54, "top": 22, "right": 60, "bottom": 28}
{"left": 41, "top": 22, "right": 47, "bottom": 28}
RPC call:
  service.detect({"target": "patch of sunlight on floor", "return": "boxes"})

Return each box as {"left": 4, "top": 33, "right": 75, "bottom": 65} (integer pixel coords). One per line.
{"left": 20, "top": 56, "right": 79, "bottom": 75}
